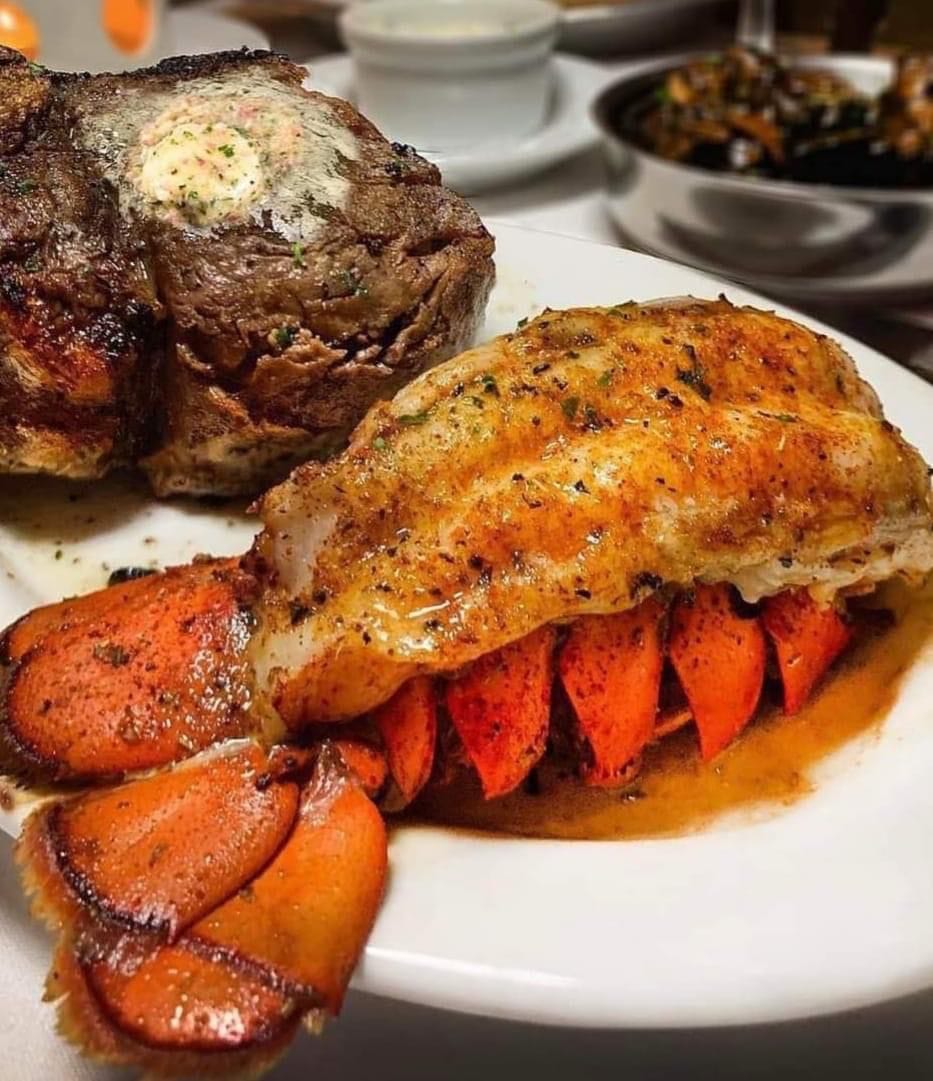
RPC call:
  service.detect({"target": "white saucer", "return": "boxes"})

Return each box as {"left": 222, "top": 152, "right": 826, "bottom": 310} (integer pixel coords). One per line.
{"left": 304, "top": 53, "right": 612, "bottom": 194}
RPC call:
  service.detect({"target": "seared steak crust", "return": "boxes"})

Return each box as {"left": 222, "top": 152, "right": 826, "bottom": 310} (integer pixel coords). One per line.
{"left": 0, "top": 48, "right": 494, "bottom": 495}
{"left": 0, "top": 58, "right": 160, "bottom": 478}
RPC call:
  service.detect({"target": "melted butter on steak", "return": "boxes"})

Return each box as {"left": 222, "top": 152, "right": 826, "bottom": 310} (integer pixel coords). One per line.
{"left": 137, "top": 120, "right": 263, "bottom": 225}
{"left": 76, "top": 72, "right": 359, "bottom": 235}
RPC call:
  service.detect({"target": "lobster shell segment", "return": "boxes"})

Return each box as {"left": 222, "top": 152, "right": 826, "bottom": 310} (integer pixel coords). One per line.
{"left": 332, "top": 738, "right": 390, "bottom": 798}
{"left": 668, "top": 583, "right": 766, "bottom": 761}
{"left": 445, "top": 626, "right": 557, "bottom": 799}
{"left": 761, "top": 588, "right": 853, "bottom": 714}
{"left": 28, "top": 745, "right": 387, "bottom": 1075}
{"left": 18, "top": 743, "right": 300, "bottom": 942}
{"left": 0, "top": 560, "right": 257, "bottom": 785}
{"left": 51, "top": 940, "right": 301, "bottom": 1078}
{"left": 374, "top": 676, "right": 438, "bottom": 808}
{"left": 559, "top": 600, "right": 665, "bottom": 786}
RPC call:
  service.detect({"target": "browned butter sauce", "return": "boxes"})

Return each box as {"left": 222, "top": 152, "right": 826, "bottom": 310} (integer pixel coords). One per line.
{"left": 413, "top": 578, "right": 933, "bottom": 841}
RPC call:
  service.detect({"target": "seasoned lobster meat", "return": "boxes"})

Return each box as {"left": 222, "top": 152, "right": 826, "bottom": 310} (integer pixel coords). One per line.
{"left": 254, "top": 298, "right": 933, "bottom": 726}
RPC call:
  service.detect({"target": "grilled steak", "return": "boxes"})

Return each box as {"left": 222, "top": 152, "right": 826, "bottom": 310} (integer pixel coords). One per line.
{"left": 0, "top": 48, "right": 494, "bottom": 496}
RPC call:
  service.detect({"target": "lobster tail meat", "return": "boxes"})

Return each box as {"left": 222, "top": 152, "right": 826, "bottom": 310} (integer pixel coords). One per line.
{"left": 0, "top": 560, "right": 257, "bottom": 784}
{"left": 445, "top": 626, "right": 556, "bottom": 799}
{"left": 668, "top": 584, "right": 767, "bottom": 761}
{"left": 761, "top": 589, "right": 854, "bottom": 714}
{"left": 374, "top": 676, "right": 438, "bottom": 807}
{"left": 27, "top": 745, "right": 387, "bottom": 1075}
{"left": 255, "top": 299, "right": 933, "bottom": 729}
{"left": 558, "top": 600, "right": 665, "bottom": 786}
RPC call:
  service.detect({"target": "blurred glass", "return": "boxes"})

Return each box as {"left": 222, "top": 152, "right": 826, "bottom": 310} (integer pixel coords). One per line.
{"left": 0, "top": 0, "right": 168, "bottom": 71}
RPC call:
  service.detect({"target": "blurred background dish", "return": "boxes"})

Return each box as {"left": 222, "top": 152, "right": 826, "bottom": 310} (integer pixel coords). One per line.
{"left": 209, "top": 0, "right": 738, "bottom": 56}
{"left": 594, "top": 51, "right": 933, "bottom": 305}
{"left": 0, "top": 2, "right": 268, "bottom": 71}
{"left": 619, "top": 47, "right": 932, "bottom": 187}
{"left": 0, "top": 0, "right": 170, "bottom": 69}
{"left": 339, "top": 0, "right": 560, "bottom": 154}
{"left": 165, "top": 4, "right": 270, "bottom": 53}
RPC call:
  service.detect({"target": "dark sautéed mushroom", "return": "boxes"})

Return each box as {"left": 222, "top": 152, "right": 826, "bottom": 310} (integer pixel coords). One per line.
{"left": 619, "top": 47, "right": 933, "bottom": 188}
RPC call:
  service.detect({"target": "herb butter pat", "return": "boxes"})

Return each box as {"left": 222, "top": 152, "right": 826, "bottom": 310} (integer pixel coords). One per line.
{"left": 78, "top": 73, "right": 360, "bottom": 237}
{"left": 138, "top": 122, "right": 263, "bottom": 225}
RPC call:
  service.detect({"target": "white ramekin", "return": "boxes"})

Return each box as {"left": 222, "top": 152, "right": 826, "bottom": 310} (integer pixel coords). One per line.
{"left": 339, "top": 0, "right": 560, "bottom": 155}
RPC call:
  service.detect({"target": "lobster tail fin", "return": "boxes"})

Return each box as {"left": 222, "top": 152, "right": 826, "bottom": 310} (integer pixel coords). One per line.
{"left": 26, "top": 743, "right": 387, "bottom": 1075}
{"left": 18, "top": 743, "right": 300, "bottom": 942}
{"left": 0, "top": 560, "right": 257, "bottom": 785}
{"left": 50, "top": 940, "right": 302, "bottom": 1079}
{"left": 195, "top": 743, "right": 388, "bottom": 1015}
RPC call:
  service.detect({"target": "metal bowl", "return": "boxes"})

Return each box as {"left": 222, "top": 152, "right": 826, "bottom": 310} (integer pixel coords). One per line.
{"left": 558, "top": 0, "right": 733, "bottom": 57}
{"left": 593, "top": 54, "right": 933, "bottom": 305}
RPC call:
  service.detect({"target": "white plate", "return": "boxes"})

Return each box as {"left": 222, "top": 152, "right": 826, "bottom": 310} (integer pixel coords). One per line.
{"left": 2, "top": 223, "right": 933, "bottom": 1029}
{"left": 305, "top": 54, "right": 611, "bottom": 194}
